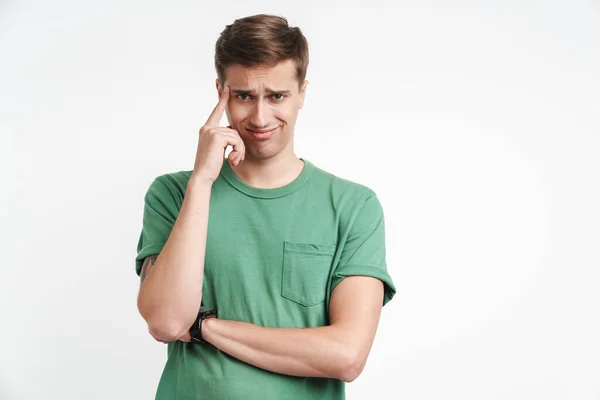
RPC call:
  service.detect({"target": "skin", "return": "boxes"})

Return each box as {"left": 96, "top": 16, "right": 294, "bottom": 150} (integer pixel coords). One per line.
{"left": 218, "top": 59, "right": 308, "bottom": 188}
{"left": 139, "top": 58, "right": 385, "bottom": 382}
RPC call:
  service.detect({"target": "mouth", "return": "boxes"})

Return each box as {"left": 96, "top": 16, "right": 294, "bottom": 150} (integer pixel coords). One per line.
{"left": 247, "top": 126, "right": 278, "bottom": 140}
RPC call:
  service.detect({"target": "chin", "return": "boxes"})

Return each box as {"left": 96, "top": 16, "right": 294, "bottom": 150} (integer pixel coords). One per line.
{"left": 248, "top": 143, "right": 289, "bottom": 160}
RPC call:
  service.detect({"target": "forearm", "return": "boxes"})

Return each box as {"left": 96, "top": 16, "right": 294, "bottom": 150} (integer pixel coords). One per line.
{"left": 138, "top": 178, "right": 212, "bottom": 340}
{"left": 201, "top": 318, "right": 361, "bottom": 382}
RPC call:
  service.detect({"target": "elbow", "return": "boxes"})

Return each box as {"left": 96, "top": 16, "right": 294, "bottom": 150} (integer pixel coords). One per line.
{"left": 147, "top": 317, "right": 189, "bottom": 343}
{"left": 138, "top": 300, "right": 190, "bottom": 342}
{"left": 137, "top": 297, "right": 190, "bottom": 342}
{"left": 136, "top": 289, "right": 199, "bottom": 343}
{"left": 336, "top": 349, "right": 366, "bottom": 383}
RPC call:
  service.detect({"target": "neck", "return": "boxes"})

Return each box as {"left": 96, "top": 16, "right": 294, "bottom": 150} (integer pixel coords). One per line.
{"left": 230, "top": 151, "right": 304, "bottom": 189}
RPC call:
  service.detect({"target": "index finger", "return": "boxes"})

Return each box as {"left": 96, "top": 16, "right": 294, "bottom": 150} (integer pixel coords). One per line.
{"left": 206, "top": 85, "right": 230, "bottom": 126}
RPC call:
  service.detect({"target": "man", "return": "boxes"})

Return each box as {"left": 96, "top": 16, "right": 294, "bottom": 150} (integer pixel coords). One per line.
{"left": 135, "top": 14, "right": 396, "bottom": 399}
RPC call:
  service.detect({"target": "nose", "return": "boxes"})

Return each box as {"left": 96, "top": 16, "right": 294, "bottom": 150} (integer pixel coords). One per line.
{"left": 249, "top": 99, "right": 269, "bottom": 129}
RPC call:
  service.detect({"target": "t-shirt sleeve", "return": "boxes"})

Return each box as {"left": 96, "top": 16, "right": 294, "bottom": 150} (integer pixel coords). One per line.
{"left": 134, "top": 175, "right": 181, "bottom": 276}
{"left": 329, "top": 191, "right": 396, "bottom": 307}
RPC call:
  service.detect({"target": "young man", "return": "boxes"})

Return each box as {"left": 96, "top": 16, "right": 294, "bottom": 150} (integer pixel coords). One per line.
{"left": 135, "top": 14, "right": 396, "bottom": 399}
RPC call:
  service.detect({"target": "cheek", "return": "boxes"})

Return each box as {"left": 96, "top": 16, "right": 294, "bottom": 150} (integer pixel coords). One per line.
{"left": 227, "top": 105, "right": 246, "bottom": 122}
{"left": 274, "top": 103, "right": 298, "bottom": 119}
{"left": 278, "top": 105, "right": 299, "bottom": 123}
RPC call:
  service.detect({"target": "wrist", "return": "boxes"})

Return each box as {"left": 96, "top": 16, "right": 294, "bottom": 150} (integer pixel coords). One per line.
{"left": 201, "top": 316, "right": 217, "bottom": 342}
{"left": 187, "top": 175, "right": 214, "bottom": 193}
{"left": 189, "top": 307, "right": 217, "bottom": 344}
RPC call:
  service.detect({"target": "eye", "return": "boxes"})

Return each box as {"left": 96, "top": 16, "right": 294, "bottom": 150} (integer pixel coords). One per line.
{"left": 236, "top": 94, "right": 252, "bottom": 101}
{"left": 271, "top": 94, "right": 287, "bottom": 101}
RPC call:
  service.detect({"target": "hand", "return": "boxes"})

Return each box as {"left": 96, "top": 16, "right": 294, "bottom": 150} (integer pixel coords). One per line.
{"left": 191, "top": 86, "right": 246, "bottom": 184}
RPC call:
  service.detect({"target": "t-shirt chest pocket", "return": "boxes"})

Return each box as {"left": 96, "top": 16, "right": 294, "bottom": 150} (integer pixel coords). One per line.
{"left": 281, "top": 242, "right": 336, "bottom": 307}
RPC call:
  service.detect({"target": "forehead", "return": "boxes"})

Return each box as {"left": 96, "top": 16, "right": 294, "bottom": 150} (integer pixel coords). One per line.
{"left": 224, "top": 59, "right": 298, "bottom": 90}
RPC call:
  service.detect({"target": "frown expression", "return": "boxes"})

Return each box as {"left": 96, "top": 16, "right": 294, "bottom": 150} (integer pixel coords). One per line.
{"left": 218, "top": 59, "right": 308, "bottom": 161}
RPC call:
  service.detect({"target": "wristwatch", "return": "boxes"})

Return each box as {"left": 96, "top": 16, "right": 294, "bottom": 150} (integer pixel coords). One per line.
{"left": 189, "top": 306, "right": 217, "bottom": 344}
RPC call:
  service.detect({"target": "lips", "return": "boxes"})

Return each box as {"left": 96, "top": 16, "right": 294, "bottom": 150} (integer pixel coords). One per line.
{"left": 249, "top": 127, "right": 277, "bottom": 134}
{"left": 247, "top": 126, "right": 278, "bottom": 140}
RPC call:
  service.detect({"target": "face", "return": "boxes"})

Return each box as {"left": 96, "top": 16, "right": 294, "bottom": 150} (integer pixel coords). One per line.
{"left": 216, "top": 59, "right": 308, "bottom": 161}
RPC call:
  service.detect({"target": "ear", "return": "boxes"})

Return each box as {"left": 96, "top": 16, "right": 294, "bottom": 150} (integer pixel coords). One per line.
{"left": 298, "top": 80, "right": 309, "bottom": 109}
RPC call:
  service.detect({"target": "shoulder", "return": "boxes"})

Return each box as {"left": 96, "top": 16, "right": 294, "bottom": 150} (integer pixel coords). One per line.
{"left": 309, "top": 161, "right": 378, "bottom": 206}
{"left": 306, "top": 160, "right": 384, "bottom": 232}
{"left": 150, "top": 170, "right": 193, "bottom": 190}
{"left": 143, "top": 170, "right": 193, "bottom": 202}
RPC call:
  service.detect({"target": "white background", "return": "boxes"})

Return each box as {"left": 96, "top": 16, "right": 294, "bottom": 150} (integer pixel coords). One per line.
{"left": 1, "top": 0, "right": 599, "bottom": 399}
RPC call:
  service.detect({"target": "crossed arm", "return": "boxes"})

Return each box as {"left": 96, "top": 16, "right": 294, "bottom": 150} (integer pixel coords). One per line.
{"left": 140, "top": 256, "right": 384, "bottom": 383}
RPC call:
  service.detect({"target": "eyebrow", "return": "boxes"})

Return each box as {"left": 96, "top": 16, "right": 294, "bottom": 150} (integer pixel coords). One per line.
{"left": 231, "top": 88, "right": 291, "bottom": 95}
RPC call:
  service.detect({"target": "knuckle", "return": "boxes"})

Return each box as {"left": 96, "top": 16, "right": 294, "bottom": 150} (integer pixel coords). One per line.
{"left": 201, "top": 126, "right": 215, "bottom": 136}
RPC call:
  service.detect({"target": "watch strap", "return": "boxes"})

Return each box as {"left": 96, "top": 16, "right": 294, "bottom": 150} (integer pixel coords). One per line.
{"left": 189, "top": 306, "right": 216, "bottom": 344}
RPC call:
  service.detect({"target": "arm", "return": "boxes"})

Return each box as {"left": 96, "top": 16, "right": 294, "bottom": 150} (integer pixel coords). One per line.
{"left": 137, "top": 85, "right": 245, "bottom": 343}
{"left": 137, "top": 179, "right": 212, "bottom": 342}
{"left": 197, "top": 276, "right": 384, "bottom": 382}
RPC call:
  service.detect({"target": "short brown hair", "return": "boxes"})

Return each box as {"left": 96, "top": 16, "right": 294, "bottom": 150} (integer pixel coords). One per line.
{"left": 214, "top": 14, "right": 309, "bottom": 88}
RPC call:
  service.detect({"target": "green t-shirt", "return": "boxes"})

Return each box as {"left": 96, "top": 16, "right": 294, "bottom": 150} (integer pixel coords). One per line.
{"left": 135, "top": 159, "right": 396, "bottom": 400}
